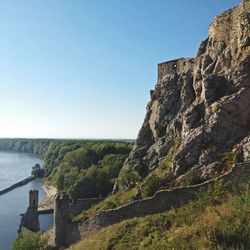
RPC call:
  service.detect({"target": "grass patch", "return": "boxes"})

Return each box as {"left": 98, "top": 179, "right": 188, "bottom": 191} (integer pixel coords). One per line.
{"left": 210, "top": 186, "right": 250, "bottom": 249}
{"left": 141, "top": 174, "right": 163, "bottom": 198}
{"left": 74, "top": 187, "right": 138, "bottom": 222}
{"left": 221, "top": 150, "right": 238, "bottom": 171}
{"left": 179, "top": 168, "right": 204, "bottom": 187}
{"left": 69, "top": 182, "right": 250, "bottom": 250}
{"left": 158, "top": 154, "right": 173, "bottom": 172}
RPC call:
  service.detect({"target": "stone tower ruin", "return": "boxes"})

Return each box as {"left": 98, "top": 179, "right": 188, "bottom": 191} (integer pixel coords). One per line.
{"left": 54, "top": 192, "right": 71, "bottom": 247}
{"left": 29, "top": 189, "right": 38, "bottom": 207}
{"left": 18, "top": 189, "right": 39, "bottom": 233}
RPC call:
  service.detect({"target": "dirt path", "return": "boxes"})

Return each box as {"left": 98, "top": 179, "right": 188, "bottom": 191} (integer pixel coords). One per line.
{"left": 38, "top": 185, "right": 57, "bottom": 212}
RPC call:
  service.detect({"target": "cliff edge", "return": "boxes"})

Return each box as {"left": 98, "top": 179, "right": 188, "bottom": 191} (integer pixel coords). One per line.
{"left": 118, "top": 0, "right": 250, "bottom": 189}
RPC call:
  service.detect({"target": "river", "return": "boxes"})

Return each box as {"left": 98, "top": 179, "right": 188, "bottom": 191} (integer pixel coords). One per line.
{"left": 0, "top": 151, "right": 53, "bottom": 250}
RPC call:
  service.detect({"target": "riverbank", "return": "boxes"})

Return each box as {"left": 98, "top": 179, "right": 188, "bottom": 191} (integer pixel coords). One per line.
{"left": 38, "top": 184, "right": 57, "bottom": 213}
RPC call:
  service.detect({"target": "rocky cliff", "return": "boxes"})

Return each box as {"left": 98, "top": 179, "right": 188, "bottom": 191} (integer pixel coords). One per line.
{"left": 119, "top": 0, "right": 250, "bottom": 187}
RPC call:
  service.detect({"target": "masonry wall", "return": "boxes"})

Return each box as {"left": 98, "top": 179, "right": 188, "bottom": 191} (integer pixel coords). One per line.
{"left": 69, "top": 198, "right": 103, "bottom": 218}
{"left": 54, "top": 195, "right": 103, "bottom": 247}
{"left": 157, "top": 57, "right": 194, "bottom": 82}
{"left": 54, "top": 192, "right": 71, "bottom": 247}
{"left": 73, "top": 162, "right": 250, "bottom": 242}
{"left": 18, "top": 190, "right": 39, "bottom": 233}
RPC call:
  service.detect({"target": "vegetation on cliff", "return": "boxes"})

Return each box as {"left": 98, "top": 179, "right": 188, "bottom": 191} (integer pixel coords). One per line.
{"left": 69, "top": 182, "right": 250, "bottom": 250}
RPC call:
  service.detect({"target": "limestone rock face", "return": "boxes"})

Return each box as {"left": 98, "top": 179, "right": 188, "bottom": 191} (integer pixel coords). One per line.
{"left": 120, "top": 0, "right": 250, "bottom": 185}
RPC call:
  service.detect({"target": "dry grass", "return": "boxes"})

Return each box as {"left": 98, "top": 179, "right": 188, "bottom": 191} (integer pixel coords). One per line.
{"left": 68, "top": 192, "right": 243, "bottom": 250}
{"left": 67, "top": 222, "right": 126, "bottom": 250}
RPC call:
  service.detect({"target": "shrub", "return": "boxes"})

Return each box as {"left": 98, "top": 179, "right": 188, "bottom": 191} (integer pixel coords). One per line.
{"left": 118, "top": 165, "right": 141, "bottom": 189}
{"left": 179, "top": 168, "right": 203, "bottom": 187}
{"left": 52, "top": 149, "right": 129, "bottom": 199}
{"left": 159, "top": 154, "right": 173, "bottom": 172}
{"left": 211, "top": 102, "right": 220, "bottom": 114}
{"left": 221, "top": 150, "right": 238, "bottom": 171}
{"left": 142, "top": 174, "right": 162, "bottom": 198}
{"left": 12, "top": 232, "right": 48, "bottom": 250}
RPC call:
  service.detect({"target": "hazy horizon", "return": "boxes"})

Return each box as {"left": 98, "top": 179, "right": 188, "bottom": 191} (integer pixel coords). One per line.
{"left": 0, "top": 0, "right": 240, "bottom": 139}
{"left": 0, "top": 136, "right": 135, "bottom": 140}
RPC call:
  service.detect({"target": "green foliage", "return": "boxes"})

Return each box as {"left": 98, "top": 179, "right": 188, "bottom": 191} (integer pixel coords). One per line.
{"left": 12, "top": 232, "right": 48, "bottom": 250}
{"left": 141, "top": 174, "right": 162, "bottom": 198}
{"left": 54, "top": 151, "right": 128, "bottom": 200}
{"left": 56, "top": 173, "right": 64, "bottom": 190}
{"left": 100, "top": 214, "right": 173, "bottom": 250}
{"left": 211, "top": 185, "right": 250, "bottom": 249}
{"left": 159, "top": 154, "right": 173, "bottom": 172}
{"left": 179, "top": 168, "right": 204, "bottom": 187}
{"left": 171, "top": 181, "right": 226, "bottom": 227}
{"left": 68, "top": 166, "right": 113, "bottom": 201}
{"left": 221, "top": 150, "right": 238, "bottom": 171}
{"left": 118, "top": 165, "right": 141, "bottom": 189}
{"left": 0, "top": 138, "right": 132, "bottom": 200}
{"left": 63, "top": 148, "right": 99, "bottom": 169}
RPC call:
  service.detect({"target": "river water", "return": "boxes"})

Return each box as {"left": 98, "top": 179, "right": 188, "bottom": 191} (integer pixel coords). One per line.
{"left": 0, "top": 151, "right": 53, "bottom": 250}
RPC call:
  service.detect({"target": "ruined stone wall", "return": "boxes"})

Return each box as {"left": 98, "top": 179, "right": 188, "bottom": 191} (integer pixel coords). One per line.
{"left": 158, "top": 58, "right": 194, "bottom": 82}
{"left": 69, "top": 198, "right": 103, "bottom": 218}
{"left": 54, "top": 192, "right": 71, "bottom": 247}
{"left": 29, "top": 189, "right": 38, "bottom": 207}
{"left": 75, "top": 162, "right": 250, "bottom": 241}
{"left": 18, "top": 190, "right": 39, "bottom": 233}
{"left": 54, "top": 194, "right": 103, "bottom": 247}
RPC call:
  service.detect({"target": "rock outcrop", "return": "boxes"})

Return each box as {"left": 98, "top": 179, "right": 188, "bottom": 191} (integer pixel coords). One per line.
{"left": 119, "top": 0, "right": 250, "bottom": 186}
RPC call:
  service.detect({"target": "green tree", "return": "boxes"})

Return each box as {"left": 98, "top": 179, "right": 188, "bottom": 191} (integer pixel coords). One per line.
{"left": 56, "top": 174, "right": 64, "bottom": 190}
{"left": 118, "top": 165, "right": 141, "bottom": 189}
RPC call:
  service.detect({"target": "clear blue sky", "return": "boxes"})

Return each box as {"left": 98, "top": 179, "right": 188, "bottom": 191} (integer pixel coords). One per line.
{"left": 0, "top": 0, "right": 240, "bottom": 139}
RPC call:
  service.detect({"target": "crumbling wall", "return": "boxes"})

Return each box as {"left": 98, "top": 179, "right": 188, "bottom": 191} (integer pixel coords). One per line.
{"left": 69, "top": 198, "right": 103, "bottom": 218}
{"left": 76, "top": 162, "right": 250, "bottom": 241}
{"left": 54, "top": 194, "right": 102, "bottom": 247}
{"left": 54, "top": 192, "right": 71, "bottom": 247}
{"left": 157, "top": 58, "right": 194, "bottom": 82}
{"left": 18, "top": 190, "right": 39, "bottom": 233}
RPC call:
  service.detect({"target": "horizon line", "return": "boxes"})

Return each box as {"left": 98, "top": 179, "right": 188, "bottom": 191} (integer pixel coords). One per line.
{"left": 0, "top": 137, "right": 136, "bottom": 141}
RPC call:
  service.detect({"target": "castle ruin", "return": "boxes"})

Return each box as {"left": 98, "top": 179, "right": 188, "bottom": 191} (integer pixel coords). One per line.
{"left": 18, "top": 190, "right": 40, "bottom": 233}
{"left": 54, "top": 192, "right": 71, "bottom": 247}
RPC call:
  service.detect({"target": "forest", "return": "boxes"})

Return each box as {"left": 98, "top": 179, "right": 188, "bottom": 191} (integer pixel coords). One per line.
{"left": 0, "top": 139, "right": 133, "bottom": 201}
